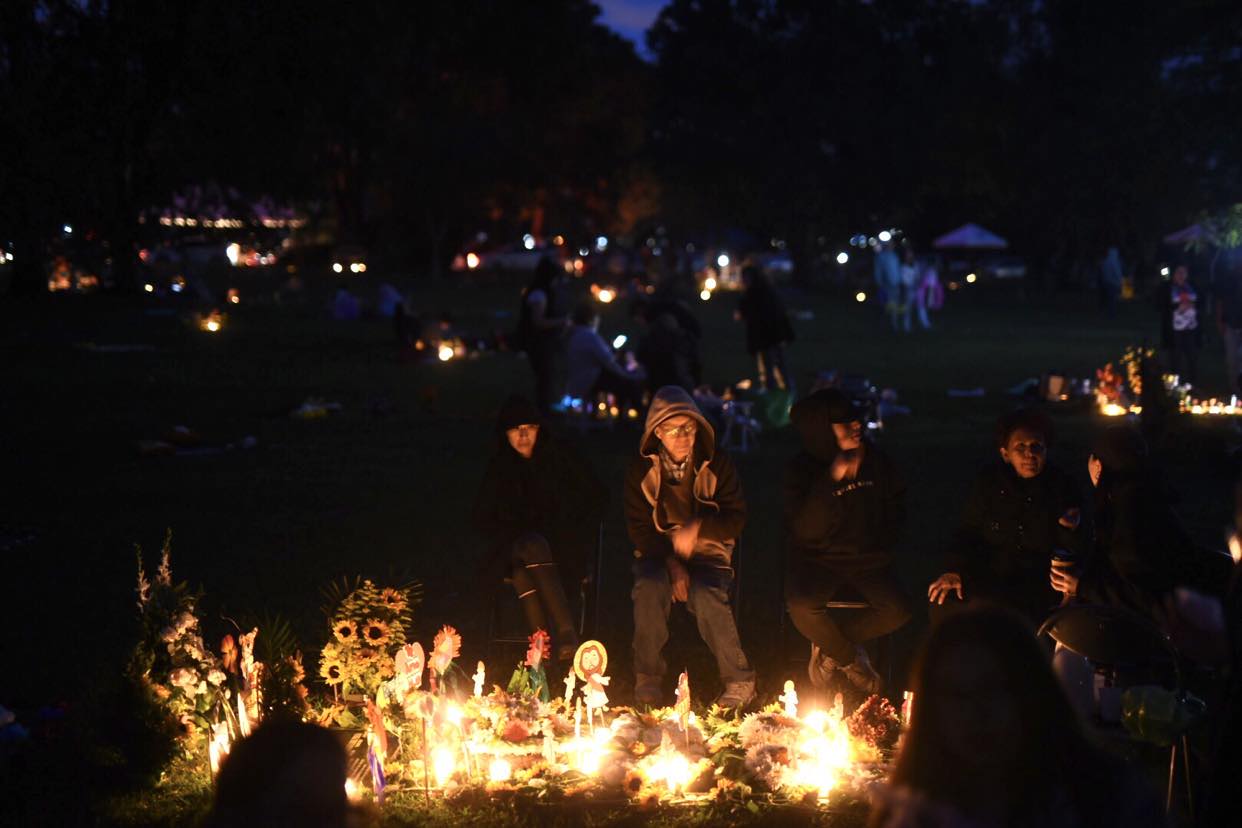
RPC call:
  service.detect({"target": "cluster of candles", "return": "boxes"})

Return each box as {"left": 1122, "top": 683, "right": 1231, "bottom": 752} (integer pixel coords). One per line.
{"left": 1179, "top": 395, "right": 1241, "bottom": 416}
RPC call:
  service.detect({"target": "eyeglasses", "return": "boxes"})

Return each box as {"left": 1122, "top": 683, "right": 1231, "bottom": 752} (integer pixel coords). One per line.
{"left": 659, "top": 423, "right": 697, "bottom": 438}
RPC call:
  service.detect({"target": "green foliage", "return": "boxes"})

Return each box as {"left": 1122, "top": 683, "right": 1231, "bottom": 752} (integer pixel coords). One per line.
{"left": 252, "top": 613, "right": 310, "bottom": 722}
{"left": 1193, "top": 204, "right": 1242, "bottom": 252}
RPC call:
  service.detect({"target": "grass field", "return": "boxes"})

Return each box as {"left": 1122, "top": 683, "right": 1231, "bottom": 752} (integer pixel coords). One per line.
{"left": 3, "top": 276, "right": 1238, "bottom": 824}
{"left": 7, "top": 276, "right": 1236, "bottom": 706}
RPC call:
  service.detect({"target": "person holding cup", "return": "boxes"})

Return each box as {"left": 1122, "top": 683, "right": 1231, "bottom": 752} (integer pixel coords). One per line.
{"left": 928, "top": 409, "right": 1087, "bottom": 626}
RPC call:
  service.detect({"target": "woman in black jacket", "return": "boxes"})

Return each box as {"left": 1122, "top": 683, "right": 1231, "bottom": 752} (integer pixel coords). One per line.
{"left": 928, "top": 409, "right": 1086, "bottom": 626}
{"left": 785, "top": 388, "right": 912, "bottom": 694}
{"left": 472, "top": 395, "right": 605, "bottom": 660}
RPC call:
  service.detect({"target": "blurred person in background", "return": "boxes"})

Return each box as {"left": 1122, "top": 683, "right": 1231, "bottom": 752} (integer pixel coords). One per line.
{"left": 869, "top": 607, "right": 1165, "bottom": 828}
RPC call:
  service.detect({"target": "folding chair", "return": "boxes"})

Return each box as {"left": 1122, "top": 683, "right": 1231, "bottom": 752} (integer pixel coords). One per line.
{"left": 1038, "top": 603, "right": 1200, "bottom": 818}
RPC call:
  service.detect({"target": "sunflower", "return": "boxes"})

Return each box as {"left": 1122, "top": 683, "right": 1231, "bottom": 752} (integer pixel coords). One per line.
{"left": 333, "top": 619, "right": 357, "bottom": 644}
{"left": 379, "top": 587, "right": 406, "bottom": 611}
{"left": 623, "top": 767, "right": 646, "bottom": 795}
{"left": 320, "top": 656, "right": 345, "bottom": 686}
{"left": 362, "top": 619, "right": 391, "bottom": 647}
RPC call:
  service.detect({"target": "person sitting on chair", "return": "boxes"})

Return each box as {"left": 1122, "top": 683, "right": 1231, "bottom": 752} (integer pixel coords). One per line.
{"left": 473, "top": 394, "right": 606, "bottom": 661}
{"left": 1051, "top": 424, "right": 1231, "bottom": 620}
{"left": 928, "top": 408, "right": 1087, "bottom": 626}
{"left": 625, "top": 386, "right": 755, "bottom": 710}
{"left": 785, "top": 388, "right": 912, "bottom": 695}
{"left": 565, "top": 303, "right": 645, "bottom": 410}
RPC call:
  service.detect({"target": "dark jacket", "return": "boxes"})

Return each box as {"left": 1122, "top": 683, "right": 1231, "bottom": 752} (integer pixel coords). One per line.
{"left": 944, "top": 462, "right": 1086, "bottom": 603}
{"left": 785, "top": 392, "right": 905, "bottom": 568}
{"left": 736, "top": 280, "right": 795, "bottom": 354}
{"left": 1078, "top": 476, "right": 1227, "bottom": 617}
{"left": 785, "top": 445, "right": 905, "bottom": 569}
{"left": 636, "top": 313, "right": 702, "bottom": 392}
{"left": 472, "top": 399, "right": 605, "bottom": 568}
{"left": 623, "top": 387, "right": 746, "bottom": 564}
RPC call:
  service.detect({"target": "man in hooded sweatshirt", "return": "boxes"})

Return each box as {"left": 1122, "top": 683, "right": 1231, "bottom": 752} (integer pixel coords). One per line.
{"left": 473, "top": 395, "right": 606, "bottom": 661}
{"left": 784, "top": 388, "right": 912, "bottom": 694}
{"left": 624, "top": 386, "right": 755, "bottom": 709}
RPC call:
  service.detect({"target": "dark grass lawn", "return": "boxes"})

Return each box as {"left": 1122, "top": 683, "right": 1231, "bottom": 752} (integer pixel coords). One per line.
{"left": 4, "top": 276, "right": 1237, "bottom": 824}
{"left": 6, "top": 276, "right": 1236, "bottom": 716}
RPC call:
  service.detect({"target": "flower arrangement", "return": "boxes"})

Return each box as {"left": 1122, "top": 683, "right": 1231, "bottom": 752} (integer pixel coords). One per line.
{"left": 131, "top": 533, "right": 231, "bottom": 751}
{"left": 319, "top": 580, "right": 416, "bottom": 700}
{"left": 1096, "top": 345, "right": 1157, "bottom": 416}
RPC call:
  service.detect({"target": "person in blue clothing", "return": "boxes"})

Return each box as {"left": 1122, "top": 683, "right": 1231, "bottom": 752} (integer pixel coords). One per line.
{"left": 873, "top": 242, "right": 902, "bottom": 330}
{"left": 1099, "top": 246, "right": 1124, "bottom": 318}
{"left": 564, "top": 303, "right": 644, "bottom": 410}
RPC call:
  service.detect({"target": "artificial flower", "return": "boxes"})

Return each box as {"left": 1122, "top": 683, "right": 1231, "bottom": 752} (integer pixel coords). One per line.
{"left": 362, "top": 619, "right": 391, "bottom": 647}
{"left": 288, "top": 652, "right": 306, "bottom": 684}
{"left": 320, "top": 657, "right": 345, "bottom": 686}
{"left": 525, "top": 630, "right": 551, "bottom": 669}
{"left": 160, "top": 626, "right": 178, "bottom": 643}
{"left": 333, "top": 619, "right": 357, "bottom": 644}
{"left": 430, "top": 625, "right": 461, "bottom": 674}
{"left": 379, "top": 588, "right": 406, "bottom": 611}
{"left": 207, "top": 669, "right": 226, "bottom": 686}
{"left": 170, "top": 668, "right": 199, "bottom": 692}
{"left": 624, "top": 767, "right": 646, "bottom": 795}
{"left": 183, "top": 638, "right": 204, "bottom": 661}
{"left": 220, "top": 635, "right": 238, "bottom": 673}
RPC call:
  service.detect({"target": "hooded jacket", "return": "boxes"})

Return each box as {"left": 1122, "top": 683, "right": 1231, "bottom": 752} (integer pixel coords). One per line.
{"left": 784, "top": 392, "right": 905, "bottom": 568}
{"left": 623, "top": 387, "right": 746, "bottom": 564}
{"left": 472, "top": 396, "right": 606, "bottom": 568}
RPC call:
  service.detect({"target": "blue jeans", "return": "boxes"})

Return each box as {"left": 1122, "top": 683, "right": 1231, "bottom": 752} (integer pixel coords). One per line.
{"left": 631, "top": 557, "right": 754, "bottom": 684}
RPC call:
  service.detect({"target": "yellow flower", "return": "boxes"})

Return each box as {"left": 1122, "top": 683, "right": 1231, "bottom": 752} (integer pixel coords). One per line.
{"left": 320, "top": 657, "right": 345, "bottom": 686}
{"left": 362, "top": 619, "right": 391, "bottom": 647}
{"left": 379, "top": 588, "right": 406, "bottom": 611}
{"left": 333, "top": 619, "right": 357, "bottom": 644}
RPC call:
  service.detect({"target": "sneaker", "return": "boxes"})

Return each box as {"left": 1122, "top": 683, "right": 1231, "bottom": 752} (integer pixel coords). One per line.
{"left": 634, "top": 673, "right": 663, "bottom": 707}
{"left": 840, "top": 645, "right": 882, "bottom": 695}
{"left": 808, "top": 644, "right": 839, "bottom": 690}
{"left": 713, "top": 679, "right": 757, "bottom": 711}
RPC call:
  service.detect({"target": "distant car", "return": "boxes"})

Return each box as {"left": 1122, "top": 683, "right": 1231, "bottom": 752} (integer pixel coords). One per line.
{"left": 452, "top": 242, "right": 556, "bottom": 273}
{"left": 331, "top": 244, "right": 368, "bottom": 275}
{"left": 753, "top": 251, "right": 794, "bottom": 278}
{"left": 981, "top": 256, "right": 1027, "bottom": 280}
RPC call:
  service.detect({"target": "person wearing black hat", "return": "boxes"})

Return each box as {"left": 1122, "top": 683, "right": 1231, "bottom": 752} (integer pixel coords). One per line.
{"left": 927, "top": 409, "right": 1087, "bottom": 626}
{"left": 785, "top": 388, "right": 912, "bottom": 694}
{"left": 1051, "top": 424, "right": 1229, "bottom": 619}
{"left": 472, "top": 395, "right": 606, "bottom": 660}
